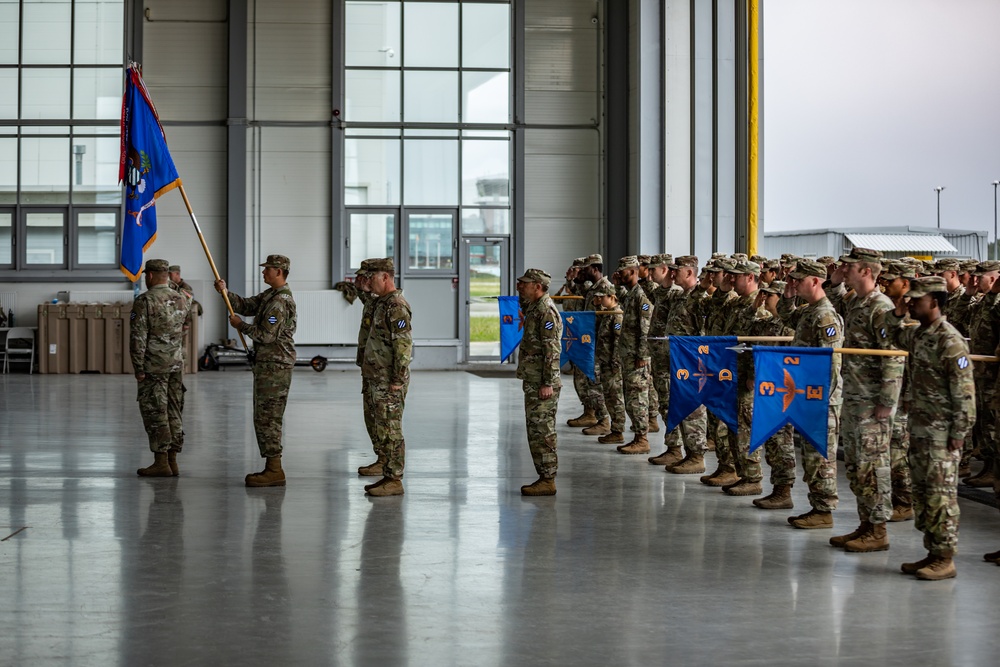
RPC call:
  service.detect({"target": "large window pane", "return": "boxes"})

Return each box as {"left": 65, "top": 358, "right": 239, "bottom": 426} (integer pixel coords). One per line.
{"left": 345, "top": 138, "right": 400, "bottom": 205}
{"left": 462, "top": 3, "right": 510, "bottom": 69}
{"left": 462, "top": 72, "right": 509, "bottom": 124}
{"left": 345, "top": 69, "right": 401, "bottom": 123}
{"left": 403, "top": 2, "right": 458, "bottom": 67}
{"left": 76, "top": 211, "right": 117, "bottom": 264}
{"left": 22, "top": 69, "right": 71, "bottom": 119}
{"left": 408, "top": 214, "right": 454, "bottom": 270}
{"left": 74, "top": 0, "right": 124, "bottom": 64}
{"left": 0, "top": 138, "right": 15, "bottom": 204}
{"left": 25, "top": 211, "right": 65, "bottom": 265}
{"left": 0, "top": 70, "right": 15, "bottom": 119}
{"left": 20, "top": 137, "right": 69, "bottom": 204}
{"left": 462, "top": 208, "right": 509, "bottom": 235}
{"left": 403, "top": 139, "right": 457, "bottom": 205}
{"left": 0, "top": 1, "right": 19, "bottom": 64}
{"left": 349, "top": 212, "right": 395, "bottom": 268}
{"left": 462, "top": 140, "right": 509, "bottom": 205}
{"left": 73, "top": 68, "right": 122, "bottom": 119}
{"left": 404, "top": 71, "right": 458, "bottom": 123}
{"left": 0, "top": 211, "right": 11, "bottom": 264}
{"left": 71, "top": 137, "right": 121, "bottom": 204}
{"left": 346, "top": 0, "right": 400, "bottom": 67}
{"left": 23, "top": 0, "right": 72, "bottom": 64}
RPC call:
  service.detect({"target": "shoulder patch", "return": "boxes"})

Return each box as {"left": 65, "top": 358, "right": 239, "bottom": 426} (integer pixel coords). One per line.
{"left": 544, "top": 321, "right": 554, "bottom": 330}
{"left": 130, "top": 311, "right": 136, "bottom": 320}
{"left": 641, "top": 303, "right": 650, "bottom": 311}
{"left": 397, "top": 319, "right": 407, "bottom": 329}
{"left": 267, "top": 315, "right": 278, "bottom": 325}
{"left": 614, "top": 322, "right": 622, "bottom": 330}
{"left": 880, "top": 327, "right": 886, "bottom": 339}
{"left": 825, "top": 325, "right": 837, "bottom": 338}
{"left": 957, "top": 356, "right": 969, "bottom": 370}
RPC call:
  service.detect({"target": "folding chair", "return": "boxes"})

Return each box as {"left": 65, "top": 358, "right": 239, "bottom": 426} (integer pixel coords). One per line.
{"left": 4, "top": 327, "right": 35, "bottom": 374}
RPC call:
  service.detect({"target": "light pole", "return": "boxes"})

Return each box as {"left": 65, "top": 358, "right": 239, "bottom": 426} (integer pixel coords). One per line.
{"left": 934, "top": 186, "right": 946, "bottom": 229}
{"left": 993, "top": 181, "right": 999, "bottom": 260}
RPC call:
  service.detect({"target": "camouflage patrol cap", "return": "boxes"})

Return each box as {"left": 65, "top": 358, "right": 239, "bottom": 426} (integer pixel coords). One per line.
{"left": 761, "top": 280, "right": 787, "bottom": 295}
{"left": 260, "top": 254, "right": 291, "bottom": 270}
{"left": 787, "top": 258, "right": 826, "bottom": 280}
{"left": 959, "top": 259, "right": 980, "bottom": 273}
{"left": 355, "top": 259, "right": 372, "bottom": 276}
{"left": 906, "top": 276, "right": 948, "bottom": 298}
{"left": 367, "top": 257, "right": 394, "bottom": 273}
{"left": 934, "top": 258, "right": 961, "bottom": 273}
{"left": 617, "top": 255, "right": 640, "bottom": 271}
{"left": 975, "top": 260, "right": 1000, "bottom": 275}
{"left": 591, "top": 277, "right": 616, "bottom": 297}
{"left": 727, "top": 259, "right": 761, "bottom": 276}
{"left": 765, "top": 259, "right": 782, "bottom": 271}
{"left": 730, "top": 253, "right": 749, "bottom": 261}
{"left": 517, "top": 268, "right": 551, "bottom": 286}
{"left": 669, "top": 255, "right": 699, "bottom": 269}
{"left": 703, "top": 261, "right": 722, "bottom": 273}
{"left": 841, "top": 247, "right": 883, "bottom": 264}
{"left": 750, "top": 254, "right": 767, "bottom": 264}
{"left": 168, "top": 264, "right": 181, "bottom": 273}
{"left": 714, "top": 257, "right": 737, "bottom": 272}
{"left": 572, "top": 257, "right": 587, "bottom": 268}
{"left": 638, "top": 254, "right": 651, "bottom": 265}
{"left": 817, "top": 256, "right": 835, "bottom": 266}
{"left": 585, "top": 253, "right": 604, "bottom": 266}
{"left": 882, "top": 262, "right": 916, "bottom": 281}
{"left": 711, "top": 252, "right": 728, "bottom": 260}
{"left": 145, "top": 258, "right": 170, "bottom": 273}
{"left": 647, "top": 253, "right": 672, "bottom": 268}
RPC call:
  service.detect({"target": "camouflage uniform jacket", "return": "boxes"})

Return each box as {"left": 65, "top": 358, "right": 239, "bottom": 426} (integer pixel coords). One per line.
{"left": 583, "top": 279, "right": 605, "bottom": 313}
{"left": 723, "top": 290, "right": 770, "bottom": 384}
{"left": 640, "top": 278, "right": 658, "bottom": 301}
{"left": 618, "top": 283, "right": 652, "bottom": 363}
{"left": 827, "top": 283, "right": 903, "bottom": 407}
{"left": 943, "top": 284, "right": 969, "bottom": 337}
{"left": 362, "top": 289, "right": 412, "bottom": 386}
{"left": 666, "top": 287, "right": 705, "bottom": 337}
{"left": 885, "top": 313, "right": 975, "bottom": 441}
{"left": 648, "top": 287, "right": 678, "bottom": 362}
{"left": 563, "top": 280, "right": 591, "bottom": 313}
{"left": 356, "top": 290, "right": 378, "bottom": 367}
{"left": 967, "top": 292, "right": 1000, "bottom": 356}
{"left": 703, "top": 289, "right": 737, "bottom": 335}
{"left": 595, "top": 306, "right": 623, "bottom": 367}
{"left": 516, "top": 294, "right": 563, "bottom": 387}
{"left": 171, "top": 279, "right": 202, "bottom": 317}
{"left": 230, "top": 286, "right": 297, "bottom": 367}
{"left": 779, "top": 296, "right": 845, "bottom": 406}
{"left": 130, "top": 284, "right": 191, "bottom": 374}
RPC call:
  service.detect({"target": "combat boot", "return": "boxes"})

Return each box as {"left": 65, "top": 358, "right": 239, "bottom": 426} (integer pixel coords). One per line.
{"left": 790, "top": 509, "right": 833, "bottom": 529}
{"left": 567, "top": 408, "right": 599, "bottom": 428}
{"left": 668, "top": 453, "right": 705, "bottom": 474}
{"left": 366, "top": 478, "right": 404, "bottom": 497}
{"left": 167, "top": 449, "right": 180, "bottom": 477}
{"left": 599, "top": 431, "right": 625, "bottom": 444}
{"left": 916, "top": 555, "right": 956, "bottom": 580}
{"left": 753, "top": 484, "right": 793, "bottom": 510}
{"left": 245, "top": 456, "right": 286, "bottom": 487}
{"left": 648, "top": 415, "right": 660, "bottom": 433}
{"left": 706, "top": 437, "right": 716, "bottom": 452}
{"left": 901, "top": 552, "right": 935, "bottom": 575}
{"left": 358, "top": 455, "right": 387, "bottom": 477}
{"left": 582, "top": 417, "right": 611, "bottom": 436}
{"left": 619, "top": 434, "right": 650, "bottom": 455}
{"left": 649, "top": 447, "right": 683, "bottom": 467}
{"left": 830, "top": 521, "right": 870, "bottom": 548}
{"left": 844, "top": 522, "right": 889, "bottom": 553}
{"left": 137, "top": 452, "right": 173, "bottom": 477}
{"left": 983, "top": 549, "right": 1000, "bottom": 563}
{"left": 724, "top": 480, "right": 762, "bottom": 496}
{"left": 890, "top": 504, "right": 914, "bottom": 522}
{"left": 701, "top": 465, "right": 739, "bottom": 487}
{"left": 963, "top": 467, "right": 995, "bottom": 488}
{"left": 521, "top": 477, "right": 556, "bottom": 496}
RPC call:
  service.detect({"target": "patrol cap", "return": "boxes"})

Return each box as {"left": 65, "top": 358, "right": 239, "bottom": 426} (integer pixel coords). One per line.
{"left": 585, "top": 253, "right": 604, "bottom": 266}
{"left": 591, "top": 277, "right": 616, "bottom": 297}
{"left": 906, "top": 276, "right": 948, "bottom": 298}
{"left": 617, "top": 255, "right": 640, "bottom": 271}
{"left": 571, "top": 257, "right": 587, "bottom": 268}
{"left": 647, "top": 253, "right": 672, "bottom": 268}
{"left": 168, "top": 264, "right": 181, "bottom": 273}
{"left": 703, "top": 261, "right": 722, "bottom": 273}
{"left": 975, "top": 260, "right": 1000, "bottom": 275}
{"left": 715, "top": 258, "right": 737, "bottom": 272}
{"left": 638, "top": 254, "right": 651, "bottom": 265}
{"left": 517, "top": 268, "right": 551, "bottom": 286}
{"left": 788, "top": 258, "right": 826, "bottom": 280}
{"left": 959, "top": 259, "right": 980, "bottom": 273}
{"left": 934, "top": 258, "right": 961, "bottom": 273}
{"left": 355, "top": 259, "right": 372, "bottom": 276}
{"left": 260, "top": 254, "right": 291, "bottom": 270}
{"left": 730, "top": 253, "right": 749, "bottom": 262}
{"left": 710, "top": 252, "right": 728, "bottom": 260}
{"left": 726, "top": 259, "right": 761, "bottom": 276}
{"left": 145, "top": 258, "right": 170, "bottom": 273}
{"left": 883, "top": 262, "right": 916, "bottom": 280}
{"left": 817, "top": 256, "right": 835, "bottom": 266}
{"left": 765, "top": 259, "right": 782, "bottom": 271}
{"left": 367, "top": 257, "right": 395, "bottom": 273}
{"left": 780, "top": 253, "right": 796, "bottom": 261}
{"left": 761, "top": 280, "right": 787, "bottom": 295}
{"left": 841, "top": 247, "right": 884, "bottom": 264}
{"left": 670, "top": 255, "right": 699, "bottom": 269}
{"left": 750, "top": 254, "right": 768, "bottom": 264}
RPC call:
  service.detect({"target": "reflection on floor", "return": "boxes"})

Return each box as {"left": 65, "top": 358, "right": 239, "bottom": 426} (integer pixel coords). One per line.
{"left": 2, "top": 370, "right": 999, "bottom": 665}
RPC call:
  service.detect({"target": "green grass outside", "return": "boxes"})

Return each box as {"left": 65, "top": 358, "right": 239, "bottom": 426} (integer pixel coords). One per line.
{"left": 470, "top": 273, "right": 500, "bottom": 298}
{"left": 470, "top": 315, "right": 500, "bottom": 342}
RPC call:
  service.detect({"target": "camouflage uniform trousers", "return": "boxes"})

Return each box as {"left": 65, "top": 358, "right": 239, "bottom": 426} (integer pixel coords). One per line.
{"left": 137, "top": 370, "right": 184, "bottom": 454}
{"left": 622, "top": 362, "right": 651, "bottom": 434}
{"left": 890, "top": 407, "right": 912, "bottom": 507}
{"left": 970, "top": 372, "right": 995, "bottom": 467}
{"left": 798, "top": 405, "right": 840, "bottom": 512}
{"left": 650, "top": 361, "right": 706, "bottom": 454}
{"left": 597, "top": 361, "right": 626, "bottom": 433}
{"left": 361, "top": 376, "right": 379, "bottom": 456}
{"left": 909, "top": 434, "right": 961, "bottom": 556}
{"left": 763, "top": 425, "right": 796, "bottom": 487}
{"left": 573, "top": 364, "right": 608, "bottom": 418}
{"left": 841, "top": 400, "right": 892, "bottom": 524}
{"left": 252, "top": 363, "right": 293, "bottom": 458}
{"left": 707, "top": 412, "right": 733, "bottom": 467}
{"left": 524, "top": 383, "right": 560, "bottom": 478}
{"left": 733, "top": 390, "right": 763, "bottom": 483}
{"left": 367, "top": 381, "right": 408, "bottom": 479}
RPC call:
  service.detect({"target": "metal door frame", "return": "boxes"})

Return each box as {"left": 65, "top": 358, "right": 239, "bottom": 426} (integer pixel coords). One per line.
{"left": 460, "top": 236, "right": 510, "bottom": 362}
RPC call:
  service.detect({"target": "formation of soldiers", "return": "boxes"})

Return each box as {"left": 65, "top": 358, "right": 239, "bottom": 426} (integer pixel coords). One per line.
{"left": 550, "top": 249, "right": 994, "bottom": 581}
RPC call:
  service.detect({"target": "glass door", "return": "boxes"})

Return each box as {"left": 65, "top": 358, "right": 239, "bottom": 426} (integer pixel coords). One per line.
{"left": 462, "top": 237, "right": 508, "bottom": 361}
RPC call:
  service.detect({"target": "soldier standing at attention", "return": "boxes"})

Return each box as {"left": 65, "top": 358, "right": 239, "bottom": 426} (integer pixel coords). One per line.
{"left": 131, "top": 259, "right": 192, "bottom": 477}
{"left": 700, "top": 258, "right": 739, "bottom": 486}
{"left": 965, "top": 261, "right": 1000, "bottom": 488}
{"left": 637, "top": 255, "right": 661, "bottom": 433}
{"left": 935, "top": 258, "right": 970, "bottom": 338}
{"left": 884, "top": 276, "right": 975, "bottom": 580}
{"left": 515, "top": 269, "right": 563, "bottom": 496}
{"left": 826, "top": 247, "right": 903, "bottom": 552}
{"left": 215, "top": 254, "right": 297, "bottom": 487}
{"left": 355, "top": 260, "right": 385, "bottom": 477}
{"left": 571, "top": 254, "right": 611, "bottom": 433}
{"left": 361, "top": 258, "right": 412, "bottom": 497}
{"left": 168, "top": 264, "right": 203, "bottom": 316}
{"left": 616, "top": 256, "right": 653, "bottom": 455}
{"left": 590, "top": 278, "right": 627, "bottom": 445}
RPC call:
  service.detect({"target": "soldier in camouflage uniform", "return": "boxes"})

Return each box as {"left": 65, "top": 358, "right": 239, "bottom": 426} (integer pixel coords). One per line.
{"left": 515, "top": 268, "right": 563, "bottom": 496}
{"left": 965, "top": 261, "right": 1000, "bottom": 487}
{"left": 590, "top": 278, "right": 627, "bottom": 444}
{"left": 826, "top": 247, "right": 904, "bottom": 552}
{"left": 168, "top": 264, "right": 203, "bottom": 317}
{"left": 616, "top": 256, "right": 653, "bottom": 455}
{"left": 571, "top": 254, "right": 611, "bottom": 432}
{"left": 935, "top": 258, "right": 970, "bottom": 337}
{"left": 360, "top": 258, "right": 412, "bottom": 497}
{"left": 562, "top": 258, "right": 592, "bottom": 423}
{"left": 884, "top": 276, "right": 975, "bottom": 580}
{"left": 638, "top": 255, "right": 661, "bottom": 433}
{"left": 131, "top": 259, "right": 192, "bottom": 477}
{"left": 354, "top": 260, "right": 384, "bottom": 477}
{"left": 215, "top": 254, "right": 297, "bottom": 487}
{"left": 700, "top": 258, "right": 740, "bottom": 486}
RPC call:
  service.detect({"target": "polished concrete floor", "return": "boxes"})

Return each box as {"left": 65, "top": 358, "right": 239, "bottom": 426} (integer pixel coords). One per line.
{"left": 2, "top": 369, "right": 1000, "bottom": 666}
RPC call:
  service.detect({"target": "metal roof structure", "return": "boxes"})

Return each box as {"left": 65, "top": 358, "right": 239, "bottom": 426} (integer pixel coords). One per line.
{"left": 844, "top": 233, "right": 958, "bottom": 254}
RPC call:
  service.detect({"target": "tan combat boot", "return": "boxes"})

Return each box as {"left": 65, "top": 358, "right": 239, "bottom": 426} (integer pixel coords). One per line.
{"left": 844, "top": 522, "right": 889, "bottom": 552}
{"left": 830, "top": 521, "right": 870, "bottom": 548}
{"left": 648, "top": 415, "right": 660, "bottom": 433}
{"left": 901, "top": 552, "right": 936, "bottom": 575}
{"left": 890, "top": 504, "right": 914, "bottom": 522}
{"left": 668, "top": 453, "right": 706, "bottom": 474}
{"left": 916, "top": 554, "right": 956, "bottom": 580}
{"left": 706, "top": 437, "right": 716, "bottom": 452}
{"left": 963, "top": 467, "right": 995, "bottom": 488}
{"left": 167, "top": 449, "right": 180, "bottom": 477}
{"left": 521, "top": 477, "right": 556, "bottom": 496}
{"left": 648, "top": 447, "right": 683, "bottom": 467}
{"left": 366, "top": 478, "right": 404, "bottom": 497}
{"left": 753, "top": 484, "right": 793, "bottom": 510}
{"left": 599, "top": 431, "right": 625, "bottom": 444}
{"left": 790, "top": 509, "right": 833, "bottom": 529}
{"left": 245, "top": 456, "right": 286, "bottom": 487}
{"left": 137, "top": 452, "right": 173, "bottom": 477}
{"left": 619, "top": 434, "right": 650, "bottom": 455}
{"left": 701, "top": 465, "right": 739, "bottom": 487}
{"left": 582, "top": 417, "right": 611, "bottom": 435}
{"left": 724, "top": 480, "right": 762, "bottom": 496}
{"left": 567, "top": 408, "right": 599, "bottom": 428}
{"left": 983, "top": 549, "right": 1000, "bottom": 563}
{"left": 358, "top": 455, "right": 387, "bottom": 477}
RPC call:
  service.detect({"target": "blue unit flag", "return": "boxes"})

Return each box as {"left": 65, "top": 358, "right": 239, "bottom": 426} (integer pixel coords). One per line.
{"left": 667, "top": 336, "right": 739, "bottom": 432}
{"left": 498, "top": 296, "right": 524, "bottom": 362}
{"left": 560, "top": 311, "right": 596, "bottom": 381}
{"left": 749, "top": 346, "right": 833, "bottom": 457}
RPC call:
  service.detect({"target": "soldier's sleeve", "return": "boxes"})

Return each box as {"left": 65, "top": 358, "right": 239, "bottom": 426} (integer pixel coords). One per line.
{"left": 944, "top": 337, "right": 976, "bottom": 441}
{"left": 825, "top": 282, "right": 847, "bottom": 316}
{"left": 129, "top": 297, "right": 149, "bottom": 373}
{"left": 540, "top": 303, "right": 562, "bottom": 386}
{"left": 872, "top": 304, "right": 904, "bottom": 408}
{"left": 227, "top": 291, "right": 261, "bottom": 316}
{"left": 637, "top": 293, "right": 652, "bottom": 359}
{"left": 883, "top": 310, "right": 915, "bottom": 351}
{"left": 777, "top": 296, "right": 805, "bottom": 329}
{"left": 240, "top": 294, "right": 287, "bottom": 344}
{"left": 814, "top": 309, "right": 843, "bottom": 350}
{"left": 387, "top": 301, "right": 413, "bottom": 385}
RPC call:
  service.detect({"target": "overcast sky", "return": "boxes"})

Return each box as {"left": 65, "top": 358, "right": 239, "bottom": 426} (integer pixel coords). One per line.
{"left": 763, "top": 0, "right": 1000, "bottom": 237}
